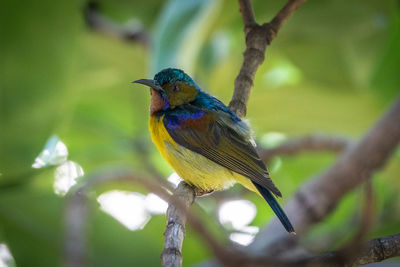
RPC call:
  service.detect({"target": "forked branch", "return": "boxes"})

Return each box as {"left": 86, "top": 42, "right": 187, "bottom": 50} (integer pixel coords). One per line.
{"left": 229, "top": 0, "right": 306, "bottom": 117}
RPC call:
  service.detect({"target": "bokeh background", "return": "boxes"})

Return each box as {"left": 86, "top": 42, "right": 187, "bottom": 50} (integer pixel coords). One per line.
{"left": 1, "top": 0, "right": 399, "bottom": 266}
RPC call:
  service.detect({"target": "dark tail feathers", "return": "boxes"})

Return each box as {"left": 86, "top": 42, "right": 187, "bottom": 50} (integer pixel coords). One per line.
{"left": 253, "top": 182, "right": 295, "bottom": 234}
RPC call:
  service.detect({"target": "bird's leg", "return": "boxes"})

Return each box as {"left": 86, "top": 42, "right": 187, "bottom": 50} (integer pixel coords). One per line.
{"left": 194, "top": 188, "right": 214, "bottom": 197}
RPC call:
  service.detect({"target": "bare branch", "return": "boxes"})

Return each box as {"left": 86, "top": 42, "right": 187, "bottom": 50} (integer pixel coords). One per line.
{"left": 250, "top": 96, "right": 400, "bottom": 255}
{"left": 238, "top": 0, "right": 256, "bottom": 29}
{"left": 258, "top": 135, "right": 351, "bottom": 162}
{"left": 161, "top": 181, "right": 241, "bottom": 267}
{"left": 162, "top": 182, "right": 195, "bottom": 267}
{"left": 269, "top": 0, "right": 307, "bottom": 37}
{"left": 229, "top": 0, "right": 306, "bottom": 117}
{"left": 349, "top": 233, "right": 400, "bottom": 266}
{"left": 64, "top": 187, "right": 89, "bottom": 267}
{"left": 84, "top": 2, "right": 150, "bottom": 47}
{"left": 309, "top": 233, "right": 400, "bottom": 267}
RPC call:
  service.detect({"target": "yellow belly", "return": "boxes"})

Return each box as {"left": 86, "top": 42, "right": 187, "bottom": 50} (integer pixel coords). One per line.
{"left": 149, "top": 115, "right": 258, "bottom": 193}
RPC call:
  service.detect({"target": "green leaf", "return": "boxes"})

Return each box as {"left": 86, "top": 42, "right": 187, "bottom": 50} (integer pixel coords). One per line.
{"left": 151, "top": 0, "right": 222, "bottom": 74}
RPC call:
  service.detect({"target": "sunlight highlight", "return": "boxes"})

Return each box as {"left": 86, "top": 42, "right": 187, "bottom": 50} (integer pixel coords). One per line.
{"left": 218, "top": 200, "right": 259, "bottom": 246}
{"left": 263, "top": 58, "right": 301, "bottom": 88}
{"left": 0, "top": 244, "right": 15, "bottom": 267}
{"left": 229, "top": 232, "right": 255, "bottom": 246}
{"left": 259, "top": 132, "right": 287, "bottom": 149}
{"left": 54, "top": 161, "right": 84, "bottom": 196}
{"left": 218, "top": 200, "right": 256, "bottom": 229}
{"left": 32, "top": 135, "right": 68, "bottom": 168}
{"left": 98, "top": 191, "right": 151, "bottom": 231}
{"left": 167, "top": 172, "right": 182, "bottom": 187}
{"left": 32, "top": 135, "right": 85, "bottom": 196}
{"left": 145, "top": 193, "right": 168, "bottom": 214}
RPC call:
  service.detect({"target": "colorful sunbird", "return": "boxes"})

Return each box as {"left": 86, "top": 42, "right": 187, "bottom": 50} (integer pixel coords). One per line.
{"left": 134, "top": 68, "right": 294, "bottom": 233}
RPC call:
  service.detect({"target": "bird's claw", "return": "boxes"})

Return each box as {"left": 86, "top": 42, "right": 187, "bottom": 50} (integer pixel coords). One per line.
{"left": 194, "top": 188, "right": 214, "bottom": 197}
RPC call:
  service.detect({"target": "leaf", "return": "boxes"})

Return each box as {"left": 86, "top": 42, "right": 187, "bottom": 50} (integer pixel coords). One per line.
{"left": 151, "top": 0, "right": 222, "bottom": 74}
{"left": 371, "top": 6, "right": 400, "bottom": 101}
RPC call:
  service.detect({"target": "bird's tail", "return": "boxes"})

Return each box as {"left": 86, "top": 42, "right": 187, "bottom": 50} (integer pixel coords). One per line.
{"left": 252, "top": 182, "right": 295, "bottom": 234}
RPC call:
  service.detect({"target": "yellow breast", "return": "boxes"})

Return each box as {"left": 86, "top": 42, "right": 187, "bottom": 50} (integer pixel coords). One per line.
{"left": 149, "top": 115, "right": 237, "bottom": 191}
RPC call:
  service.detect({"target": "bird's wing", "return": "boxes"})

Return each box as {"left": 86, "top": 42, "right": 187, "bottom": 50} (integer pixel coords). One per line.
{"left": 163, "top": 108, "right": 282, "bottom": 197}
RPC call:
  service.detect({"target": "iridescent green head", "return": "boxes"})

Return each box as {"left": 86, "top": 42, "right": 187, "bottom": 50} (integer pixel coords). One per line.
{"left": 133, "top": 68, "right": 199, "bottom": 110}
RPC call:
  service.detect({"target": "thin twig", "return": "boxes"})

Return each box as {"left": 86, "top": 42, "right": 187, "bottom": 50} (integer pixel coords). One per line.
{"left": 84, "top": 1, "right": 150, "bottom": 47}
{"left": 258, "top": 135, "right": 351, "bottom": 162}
{"left": 325, "top": 180, "right": 374, "bottom": 266}
{"left": 269, "top": 0, "right": 307, "bottom": 36}
{"left": 238, "top": 0, "right": 256, "bottom": 28}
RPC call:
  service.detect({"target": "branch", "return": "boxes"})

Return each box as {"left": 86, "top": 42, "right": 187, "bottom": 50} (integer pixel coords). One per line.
{"left": 258, "top": 135, "right": 351, "bottom": 162}
{"left": 249, "top": 96, "right": 400, "bottom": 255}
{"left": 229, "top": 0, "right": 306, "bottom": 117}
{"left": 238, "top": 0, "right": 256, "bottom": 28}
{"left": 63, "top": 170, "right": 233, "bottom": 267}
{"left": 84, "top": 1, "right": 150, "bottom": 47}
{"left": 64, "top": 187, "right": 89, "bottom": 267}
{"left": 310, "top": 233, "right": 400, "bottom": 267}
{"left": 323, "top": 180, "right": 375, "bottom": 266}
{"left": 64, "top": 170, "right": 168, "bottom": 267}
{"left": 348, "top": 233, "right": 400, "bottom": 266}
{"left": 269, "top": 0, "right": 308, "bottom": 36}
{"left": 161, "top": 182, "right": 195, "bottom": 267}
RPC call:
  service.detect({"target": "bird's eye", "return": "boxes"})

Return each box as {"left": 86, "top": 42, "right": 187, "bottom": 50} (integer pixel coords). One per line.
{"left": 172, "top": 84, "right": 179, "bottom": 92}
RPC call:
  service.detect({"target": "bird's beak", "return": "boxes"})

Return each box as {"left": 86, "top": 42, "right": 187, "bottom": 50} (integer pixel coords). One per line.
{"left": 132, "top": 79, "right": 164, "bottom": 92}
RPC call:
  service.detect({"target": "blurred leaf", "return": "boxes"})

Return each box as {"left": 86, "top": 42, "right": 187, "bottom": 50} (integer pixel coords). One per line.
{"left": 151, "top": 0, "right": 222, "bottom": 74}
{"left": 371, "top": 3, "right": 400, "bottom": 101}
{"left": 0, "top": 0, "right": 81, "bottom": 178}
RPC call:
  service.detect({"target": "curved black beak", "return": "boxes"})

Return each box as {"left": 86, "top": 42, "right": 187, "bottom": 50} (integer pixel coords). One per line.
{"left": 132, "top": 79, "right": 164, "bottom": 92}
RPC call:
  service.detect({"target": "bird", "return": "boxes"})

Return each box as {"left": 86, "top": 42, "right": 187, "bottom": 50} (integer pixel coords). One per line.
{"left": 133, "top": 68, "right": 295, "bottom": 234}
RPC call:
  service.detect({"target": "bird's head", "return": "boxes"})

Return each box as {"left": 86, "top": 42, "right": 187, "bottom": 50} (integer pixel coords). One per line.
{"left": 133, "top": 68, "right": 199, "bottom": 113}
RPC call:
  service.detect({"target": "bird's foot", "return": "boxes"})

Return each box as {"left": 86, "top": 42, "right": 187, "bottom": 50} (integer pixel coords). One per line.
{"left": 194, "top": 188, "right": 214, "bottom": 197}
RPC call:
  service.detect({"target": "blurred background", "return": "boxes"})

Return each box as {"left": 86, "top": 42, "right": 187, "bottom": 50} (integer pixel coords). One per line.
{"left": 1, "top": 0, "right": 399, "bottom": 266}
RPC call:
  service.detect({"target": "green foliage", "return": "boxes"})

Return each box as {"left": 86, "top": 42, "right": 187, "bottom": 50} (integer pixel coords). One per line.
{"left": 1, "top": 0, "right": 399, "bottom": 266}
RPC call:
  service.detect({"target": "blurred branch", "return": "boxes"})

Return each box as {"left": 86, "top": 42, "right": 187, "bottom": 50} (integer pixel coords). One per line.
{"left": 258, "top": 135, "right": 351, "bottom": 162}
{"left": 250, "top": 96, "right": 400, "bottom": 255}
{"left": 319, "top": 180, "right": 375, "bottom": 266}
{"left": 199, "top": 182, "right": 400, "bottom": 267}
{"left": 84, "top": 1, "right": 150, "bottom": 47}
{"left": 64, "top": 187, "right": 89, "bottom": 267}
{"left": 229, "top": 0, "right": 306, "bottom": 117}
{"left": 63, "top": 170, "right": 234, "bottom": 267}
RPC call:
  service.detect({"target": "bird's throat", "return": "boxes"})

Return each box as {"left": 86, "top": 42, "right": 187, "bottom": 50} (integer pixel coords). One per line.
{"left": 150, "top": 88, "right": 167, "bottom": 115}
